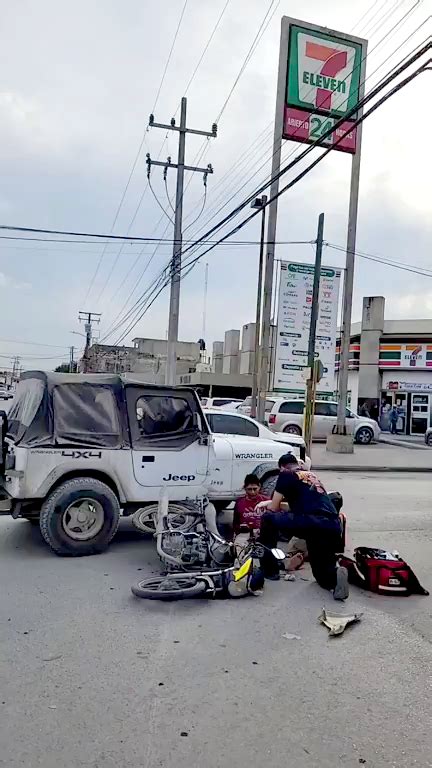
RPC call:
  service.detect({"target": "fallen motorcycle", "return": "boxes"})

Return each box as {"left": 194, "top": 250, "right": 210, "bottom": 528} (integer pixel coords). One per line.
{"left": 131, "top": 492, "right": 284, "bottom": 600}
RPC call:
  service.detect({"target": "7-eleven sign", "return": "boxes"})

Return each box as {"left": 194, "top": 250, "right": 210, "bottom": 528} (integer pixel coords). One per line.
{"left": 286, "top": 25, "right": 363, "bottom": 117}
{"left": 283, "top": 22, "right": 366, "bottom": 154}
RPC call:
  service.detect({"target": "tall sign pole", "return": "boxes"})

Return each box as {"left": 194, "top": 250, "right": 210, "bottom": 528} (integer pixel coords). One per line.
{"left": 260, "top": 16, "right": 367, "bottom": 430}
{"left": 331, "top": 49, "right": 367, "bottom": 452}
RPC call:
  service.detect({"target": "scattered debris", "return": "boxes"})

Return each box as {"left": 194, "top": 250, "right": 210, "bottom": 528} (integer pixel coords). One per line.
{"left": 252, "top": 661, "right": 258, "bottom": 665}
{"left": 319, "top": 608, "right": 363, "bottom": 637}
{"left": 48, "top": 705, "right": 57, "bottom": 710}
{"left": 359, "top": 760, "right": 367, "bottom": 764}
{"left": 173, "top": 640, "right": 180, "bottom": 644}
{"left": 284, "top": 573, "right": 296, "bottom": 582}
{"left": 158, "top": 682, "right": 164, "bottom": 686}
{"left": 42, "top": 655, "right": 62, "bottom": 662}
{"left": 282, "top": 632, "right": 301, "bottom": 641}
{"left": 180, "top": 732, "right": 188, "bottom": 737}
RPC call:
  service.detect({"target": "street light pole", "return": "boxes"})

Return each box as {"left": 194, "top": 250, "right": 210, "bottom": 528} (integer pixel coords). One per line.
{"left": 250, "top": 196, "right": 267, "bottom": 420}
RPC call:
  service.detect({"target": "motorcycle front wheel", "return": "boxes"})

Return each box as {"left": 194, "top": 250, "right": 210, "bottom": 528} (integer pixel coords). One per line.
{"left": 131, "top": 575, "right": 207, "bottom": 600}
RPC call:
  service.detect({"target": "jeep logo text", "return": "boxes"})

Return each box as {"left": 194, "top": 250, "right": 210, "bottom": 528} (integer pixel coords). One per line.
{"left": 163, "top": 473, "right": 196, "bottom": 482}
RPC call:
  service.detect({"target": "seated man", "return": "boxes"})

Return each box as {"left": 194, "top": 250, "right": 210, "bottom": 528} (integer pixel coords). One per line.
{"left": 257, "top": 453, "right": 349, "bottom": 599}
{"left": 232, "top": 474, "right": 268, "bottom": 537}
{"left": 233, "top": 474, "right": 304, "bottom": 572}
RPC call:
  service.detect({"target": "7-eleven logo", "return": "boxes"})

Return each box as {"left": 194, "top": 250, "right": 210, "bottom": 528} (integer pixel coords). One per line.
{"left": 287, "top": 27, "right": 362, "bottom": 117}
{"left": 304, "top": 41, "right": 348, "bottom": 111}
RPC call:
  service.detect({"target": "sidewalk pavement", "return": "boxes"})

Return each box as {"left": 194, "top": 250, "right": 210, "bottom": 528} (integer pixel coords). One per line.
{"left": 380, "top": 433, "right": 428, "bottom": 450}
{"left": 312, "top": 440, "right": 432, "bottom": 472}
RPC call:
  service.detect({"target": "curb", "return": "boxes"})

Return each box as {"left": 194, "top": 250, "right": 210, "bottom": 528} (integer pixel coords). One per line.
{"left": 315, "top": 465, "right": 431, "bottom": 473}
{"left": 379, "top": 436, "right": 430, "bottom": 451}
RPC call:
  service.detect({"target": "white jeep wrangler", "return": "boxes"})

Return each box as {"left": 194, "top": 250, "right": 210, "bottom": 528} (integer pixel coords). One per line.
{"left": 0, "top": 372, "right": 303, "bottom": 556}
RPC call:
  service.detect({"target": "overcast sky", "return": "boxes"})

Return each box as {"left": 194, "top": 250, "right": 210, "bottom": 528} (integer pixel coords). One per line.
{"left": 0, "top": 0, "right": 430, "bottom": 369}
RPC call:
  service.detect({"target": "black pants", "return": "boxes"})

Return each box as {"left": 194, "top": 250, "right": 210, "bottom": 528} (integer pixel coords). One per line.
{"left": 259, "top": 511, "right": 343, "bottom": 591}
{"left": 390, "top": 421, "right": 397, "bottom": 434}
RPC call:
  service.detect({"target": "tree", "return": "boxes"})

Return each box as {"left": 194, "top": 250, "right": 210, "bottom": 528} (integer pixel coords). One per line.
{"left": 54, "top": 363, "right": 77, "bottom": 373}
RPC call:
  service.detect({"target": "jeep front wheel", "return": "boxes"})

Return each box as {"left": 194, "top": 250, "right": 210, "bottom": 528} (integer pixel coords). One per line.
{"left": 39, "top": 477, "right": 120, "bottom": 556}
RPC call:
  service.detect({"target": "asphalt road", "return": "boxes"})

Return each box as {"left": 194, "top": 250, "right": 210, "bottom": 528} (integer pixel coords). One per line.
{"left": 1, "top": 472, "right": 431, "bottom": 768}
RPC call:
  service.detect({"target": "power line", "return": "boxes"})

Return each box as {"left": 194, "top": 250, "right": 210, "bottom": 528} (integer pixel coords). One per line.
{"left": 181, "top": 0, "right": 231, "bottom": 100}
{"left": 0, "top": 337, "right": 69, "bottom": 349}
{"left": 184, "top": 2, "right": 427, "bottom": 252}
{"left": 81, "top": 1, "right": 189, "bottom": 307}
{"left": 326, "top": 243, "right": 432, "bottom": 277}
{"left": 352, "top": 0, "right": 389, "bottom": 33}
{"left": 105, "top": 0, "right": 426, "bottom": 336}
{"left": 152, "top": 0, "right": 189, "bottom": 114}
{"left": 102, "top": 2, "right": 281, "bottom": 334}
{"left": 215, "top": 0, "right": 280, "bottom": 122}
{"left": 111, "top": 48, "right": 431, "bottom": 344}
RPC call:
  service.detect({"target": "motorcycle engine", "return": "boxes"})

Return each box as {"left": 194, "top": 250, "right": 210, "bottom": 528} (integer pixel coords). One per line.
{"left": 161, "top": 531, "right": 207, "bottom": 565}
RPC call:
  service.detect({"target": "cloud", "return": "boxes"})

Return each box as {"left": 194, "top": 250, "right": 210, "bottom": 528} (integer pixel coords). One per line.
{"left": 0, "top": 0, "right": 430, "bottom": 360}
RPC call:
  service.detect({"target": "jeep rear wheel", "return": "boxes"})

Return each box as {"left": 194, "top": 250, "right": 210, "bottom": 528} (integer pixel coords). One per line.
{"left": 40, "top": 477, "right": 120, "bottom": 556}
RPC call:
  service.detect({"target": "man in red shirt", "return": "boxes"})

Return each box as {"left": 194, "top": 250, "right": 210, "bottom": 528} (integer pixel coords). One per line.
{"left": 232, "top": 474, "right": 268, "bottom": 535}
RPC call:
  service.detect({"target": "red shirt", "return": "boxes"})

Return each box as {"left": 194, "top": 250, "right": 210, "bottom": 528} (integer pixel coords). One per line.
{"left": 233, "top": 493, "right": 269, "bottom": 533}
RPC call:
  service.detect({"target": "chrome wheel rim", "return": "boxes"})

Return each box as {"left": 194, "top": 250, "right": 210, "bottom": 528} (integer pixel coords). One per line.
{"left": 357, "top": 428, "right": 371, "bottom": 444}
{"left": 62, "top": 498, "right": 105, "bottom": 541}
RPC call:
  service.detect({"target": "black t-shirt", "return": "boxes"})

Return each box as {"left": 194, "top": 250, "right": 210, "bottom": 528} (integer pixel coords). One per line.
{"left": 275, "top": 469, "right": 338, "bottom": 518}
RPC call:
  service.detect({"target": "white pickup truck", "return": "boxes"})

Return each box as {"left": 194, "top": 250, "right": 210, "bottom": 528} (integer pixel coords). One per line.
{"left": 0, "top": 372, "right": 302, "bottom": 556}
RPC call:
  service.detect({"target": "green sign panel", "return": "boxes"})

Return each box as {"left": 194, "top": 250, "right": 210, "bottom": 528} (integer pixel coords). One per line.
{"left": 286, "top": 25, "right": 363, "bottom": 118}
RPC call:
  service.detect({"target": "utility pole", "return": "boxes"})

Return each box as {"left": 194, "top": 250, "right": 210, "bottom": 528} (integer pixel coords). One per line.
{"left": 147, "top": 98, "right": 217, "bottom": 386}
{"left": 303, "top": 213, "right": 325, "bottom": 456}
{"left": 79, "top": 311, "right": 101, "bottom": 373}
{"left": 250, "top": 195, "right": 267, "bottom": 420}
{"left": 69, "top": 346, "right": 75, "bottom": 373}
{"left": 257, "top": 20, "right": 288, "bottom": 423}
{"left": 11, "top": 356, "right": 20, "bottom": 384}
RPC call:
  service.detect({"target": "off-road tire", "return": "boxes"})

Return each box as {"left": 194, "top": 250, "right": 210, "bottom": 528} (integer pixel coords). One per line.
{"left": 39, "top": 477, "right": 120, "bottom": 557}
{"left": 261, "top": 473, "right": 279, "bottom": 497}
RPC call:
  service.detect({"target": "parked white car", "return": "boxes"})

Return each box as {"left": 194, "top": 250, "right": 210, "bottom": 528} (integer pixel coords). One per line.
{"left": 237, "top": 396, "right": 278, "bottom": 419}
{"left": 204, "top": 409, "right": 311, "bottom": 469}
{"left": 200, "top": 397, "right": 242, "bottom": 411}
{"left": 268, "top": 398, "right": 380, "bottom": 444}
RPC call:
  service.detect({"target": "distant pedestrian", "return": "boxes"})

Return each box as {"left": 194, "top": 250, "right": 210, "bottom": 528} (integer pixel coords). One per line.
{"left": 359, "top": 401, "right": 371, "bottom": 418}
{"left": 389, "top": 405, "right": 399, "bottom": 434}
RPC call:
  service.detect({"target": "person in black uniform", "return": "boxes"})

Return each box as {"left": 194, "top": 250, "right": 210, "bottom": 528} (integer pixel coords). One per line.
{"left": 257, "top": 453, "right": 348, "bottom": 600}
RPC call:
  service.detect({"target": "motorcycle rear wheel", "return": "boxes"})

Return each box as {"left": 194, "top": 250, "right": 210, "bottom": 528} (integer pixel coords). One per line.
{"left": 131, "top": 575, "right": 207, "bottom": 600}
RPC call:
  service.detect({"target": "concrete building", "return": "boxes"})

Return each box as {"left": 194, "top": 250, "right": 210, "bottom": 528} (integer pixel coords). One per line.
{"left": 335, "top": 296, "right": 432, "bottom": 435}
{"left": 84, "top": 337, "right": 201, "bottom": 383}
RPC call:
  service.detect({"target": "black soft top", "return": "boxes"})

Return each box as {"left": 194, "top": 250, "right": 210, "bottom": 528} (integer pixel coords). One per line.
{"left": 8, "top": 371, "right": 199, "bottom": 448}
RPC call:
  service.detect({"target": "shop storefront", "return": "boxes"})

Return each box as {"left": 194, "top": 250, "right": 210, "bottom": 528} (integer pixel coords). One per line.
{"left": 381, "top": 372, "right": 432, "bottom": 435}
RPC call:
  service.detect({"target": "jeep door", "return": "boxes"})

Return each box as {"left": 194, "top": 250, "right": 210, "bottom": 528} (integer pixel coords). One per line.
{"left": 126, "top": 386, "right": 210, "bottom": 497}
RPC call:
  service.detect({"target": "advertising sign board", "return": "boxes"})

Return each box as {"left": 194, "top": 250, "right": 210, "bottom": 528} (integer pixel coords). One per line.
{"left": 273, "top": 261, "right": 341, "bottom": 395}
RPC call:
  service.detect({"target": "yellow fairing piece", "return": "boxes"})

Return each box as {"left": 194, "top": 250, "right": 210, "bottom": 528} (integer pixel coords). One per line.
{"left": 234, "top": 557, "right": 252, "bottom": 581}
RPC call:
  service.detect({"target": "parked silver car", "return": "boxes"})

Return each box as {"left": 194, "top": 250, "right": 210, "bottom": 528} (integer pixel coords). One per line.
{"left": 267, "top": 398, "right": 380, "bottom": 444}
